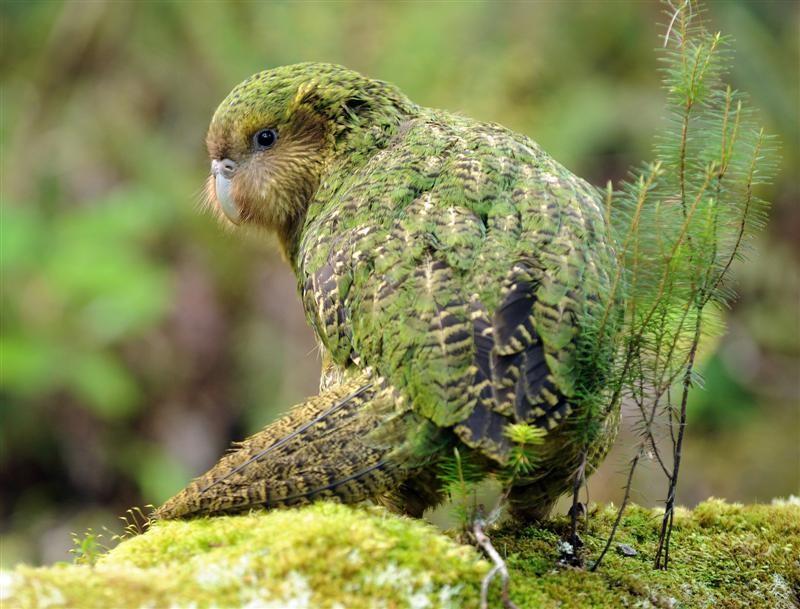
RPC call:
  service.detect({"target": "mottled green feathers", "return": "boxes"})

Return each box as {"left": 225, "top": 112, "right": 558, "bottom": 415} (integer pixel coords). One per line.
{"left": 156, "top": 63, "right": 619, "bottom": 521}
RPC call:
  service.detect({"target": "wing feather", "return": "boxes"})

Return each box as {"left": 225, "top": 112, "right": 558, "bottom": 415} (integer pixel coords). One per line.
{"left": 298, "top": 116, "right": 609, "bottom": 464}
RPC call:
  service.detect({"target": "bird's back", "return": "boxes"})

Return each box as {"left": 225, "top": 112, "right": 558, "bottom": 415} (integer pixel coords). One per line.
{"left": 297, "top": 109, "right": 616, "bottom": 465}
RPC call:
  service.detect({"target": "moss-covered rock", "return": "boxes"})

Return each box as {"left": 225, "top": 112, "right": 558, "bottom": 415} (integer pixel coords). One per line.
{"left": 3, "top": 499, "right": 798, "bottom": 608}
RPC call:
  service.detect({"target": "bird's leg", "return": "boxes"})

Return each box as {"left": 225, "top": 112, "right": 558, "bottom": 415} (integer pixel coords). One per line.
{"left": 566, "top": 451, "right": 588, "bottom": 564}
{"left": 506, "top": 481, "right": 558, "bottom": 524}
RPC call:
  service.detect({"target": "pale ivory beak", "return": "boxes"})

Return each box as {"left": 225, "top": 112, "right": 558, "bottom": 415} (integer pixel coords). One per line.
{"left": 211, "top": 158, "right": 241, "bottom": 224}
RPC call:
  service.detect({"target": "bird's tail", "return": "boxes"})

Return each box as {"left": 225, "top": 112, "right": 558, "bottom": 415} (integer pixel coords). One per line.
{"left": 154, "top": 373, "right": 422, "bottom": 520}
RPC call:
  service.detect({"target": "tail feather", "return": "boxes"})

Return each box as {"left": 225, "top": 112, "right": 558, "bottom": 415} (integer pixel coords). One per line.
{"left": 154, "top": 374, "right": 409, "bottom": 519}
{"left": 199, "top": 383, "right": 374, "bottom": 493}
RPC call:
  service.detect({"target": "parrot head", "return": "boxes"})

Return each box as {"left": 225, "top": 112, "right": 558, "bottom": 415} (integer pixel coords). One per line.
{"left": 204, "top": 63, "right": 414, "bottom": 250}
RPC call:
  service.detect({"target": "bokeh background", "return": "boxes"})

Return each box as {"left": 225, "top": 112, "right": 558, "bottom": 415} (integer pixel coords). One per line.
{"left": 2, "top": 0, "right": 798, "bottom": 566}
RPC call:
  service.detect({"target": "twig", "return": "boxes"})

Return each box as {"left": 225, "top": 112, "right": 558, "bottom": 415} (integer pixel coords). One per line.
{"left": 569, "top": 450, "right": 588, "bottom": 554}
{"left": 591, "top": 448, "right": 642, "bottom": 571}
{"left": 655, "top": 310, "right": 702, "bottom": 569}
{"left": 474, "top": 518, "right": 519, "bottom": 609}
{"left": 664, "top": 0, "right": 691, "bottom": 47}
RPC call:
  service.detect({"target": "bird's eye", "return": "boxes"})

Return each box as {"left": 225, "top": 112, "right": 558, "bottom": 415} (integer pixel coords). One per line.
{"left": 253, "top": 128, "right": 277, "bottom": 149}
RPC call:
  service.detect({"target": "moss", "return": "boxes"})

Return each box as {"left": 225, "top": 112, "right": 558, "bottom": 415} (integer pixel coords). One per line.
{"left": 492, "top": 497, "right": 800, "bottom": 609}
{"left": 4, "top": 499, "right": 799, "bottom": 608}
{"left": 4, "top": 503, "right": 485, "bottom": 609}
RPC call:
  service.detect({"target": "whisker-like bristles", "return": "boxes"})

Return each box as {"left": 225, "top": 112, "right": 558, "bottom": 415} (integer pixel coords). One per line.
{"left": 200, "top": 175, "right": 222, "bottom": 218}
{"left": 197, "top": 174, "right": 240, "bottom": 232}
{"left": 196, "top": 175, "right": 215, "bottom": 213}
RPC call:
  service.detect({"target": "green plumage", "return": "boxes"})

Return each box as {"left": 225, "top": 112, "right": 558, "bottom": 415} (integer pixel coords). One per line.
{"left": 156, "top": 63, "right": 620, "bottom": 521}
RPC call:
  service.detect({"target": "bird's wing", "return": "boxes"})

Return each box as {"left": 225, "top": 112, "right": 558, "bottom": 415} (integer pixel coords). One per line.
{"left": 299, "top": 116, "right": 613, "bottom": 464}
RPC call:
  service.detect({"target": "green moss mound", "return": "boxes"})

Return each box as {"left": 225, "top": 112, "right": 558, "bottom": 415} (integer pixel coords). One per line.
{"left": 3, "top": 499, "right": 798, "bottom": 608}
{"left": 3, "top": 503, "right": 485, "bottom": 609}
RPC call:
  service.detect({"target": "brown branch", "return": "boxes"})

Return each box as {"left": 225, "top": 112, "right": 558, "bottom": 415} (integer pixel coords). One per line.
{"left": 591, "top": 448, "right": 642, "bottom": 571}
{"left": 655, "top": 308, "right": 702, "bottom": 569}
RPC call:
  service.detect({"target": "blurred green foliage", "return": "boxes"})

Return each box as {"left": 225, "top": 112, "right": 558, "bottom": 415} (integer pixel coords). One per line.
{"left": 1, "top": 0, "right": 797, "bottom": 566}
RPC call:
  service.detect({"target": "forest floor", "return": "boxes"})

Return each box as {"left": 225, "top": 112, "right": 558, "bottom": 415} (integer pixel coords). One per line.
{"left": 3, "top": 498, "right": 799, "bottom": 609}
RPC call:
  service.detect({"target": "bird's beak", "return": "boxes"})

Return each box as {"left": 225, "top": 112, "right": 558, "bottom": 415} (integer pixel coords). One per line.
{"left": 211, "top": 158, "right": 241, "bottom": 224}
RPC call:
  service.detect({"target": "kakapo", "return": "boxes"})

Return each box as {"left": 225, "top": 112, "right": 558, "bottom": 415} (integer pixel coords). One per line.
{"left": 156, "top": 63, "right": 620, "bottom": 522}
